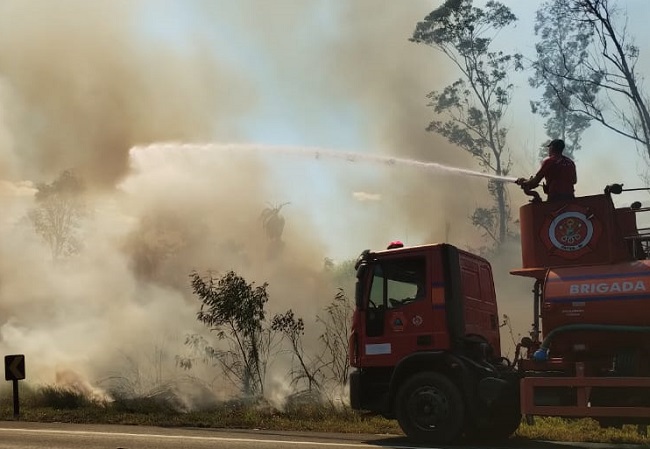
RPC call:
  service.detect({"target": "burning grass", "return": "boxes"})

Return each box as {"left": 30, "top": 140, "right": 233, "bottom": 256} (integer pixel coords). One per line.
{"left": 0, "top": 383, "right": 649, "bottom": 446}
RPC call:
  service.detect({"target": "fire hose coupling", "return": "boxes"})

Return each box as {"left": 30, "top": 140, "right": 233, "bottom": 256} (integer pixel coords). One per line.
{"left": 532, "top": 348, "right": 549, "bottom": 362}
{"left": 514, "top": 176, "right": 542, "bottom": 203}
{"left": 532, "top": 324, "right": 650, "bottom": 362}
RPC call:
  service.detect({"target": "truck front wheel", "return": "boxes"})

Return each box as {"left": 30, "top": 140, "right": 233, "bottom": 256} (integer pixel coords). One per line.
{"left": 395, "top": 372, "right": 464, "bottom": 444}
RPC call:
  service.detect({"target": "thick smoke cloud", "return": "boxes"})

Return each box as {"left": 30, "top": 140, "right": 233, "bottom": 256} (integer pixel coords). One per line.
{"left": 0, "top": 0, "right": 305, "bottom": 401}
{"left": 0, "top": 0, "right": 253, "bottom": 186}
{"left": 195, "top": 0, "right": 533, "bottom": 351}
{"left": 323, "top": 1, "right": 498, "bottom": 248}
{"left": 0, "top": 0, "right": 533, "bottom": 403}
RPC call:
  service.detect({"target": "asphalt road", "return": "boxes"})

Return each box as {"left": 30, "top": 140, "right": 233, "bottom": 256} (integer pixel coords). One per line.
{"left": 0, "top": 421, "right": 646, "bottom": 449}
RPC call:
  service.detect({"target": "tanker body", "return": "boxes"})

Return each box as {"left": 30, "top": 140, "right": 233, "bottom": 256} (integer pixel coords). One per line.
{"left": 541, "top": 261, "right": 650, "bottom": 365}
{"left": 513, "top": 184, "right": 650, "bottom": 427}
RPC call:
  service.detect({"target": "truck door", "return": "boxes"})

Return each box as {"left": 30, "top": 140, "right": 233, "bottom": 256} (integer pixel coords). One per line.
{"left": 362, "top": 254, "right": 433, "bottom": 366}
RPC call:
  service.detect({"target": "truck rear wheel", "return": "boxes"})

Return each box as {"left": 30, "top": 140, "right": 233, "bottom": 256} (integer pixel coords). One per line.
{"left": 466, "top": 400, "right": 521, "bottom": 442}
{"left": 395, "top": 372, "right": 464, "bottom": 444}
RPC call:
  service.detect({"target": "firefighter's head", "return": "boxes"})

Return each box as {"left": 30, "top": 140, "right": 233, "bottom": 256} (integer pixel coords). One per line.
{"left": 547, "top": 139, "right": 565, "bottom": 156}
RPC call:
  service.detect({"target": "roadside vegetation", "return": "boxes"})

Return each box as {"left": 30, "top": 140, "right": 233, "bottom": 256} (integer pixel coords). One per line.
{"left": 5, "top": 202, "right": 648, "bottom": 447}
{"left": 0, "top": 383, "right": 648, "bottom": 446}
{"left": 0, "top": 261, "right": 645, "bottom": 446}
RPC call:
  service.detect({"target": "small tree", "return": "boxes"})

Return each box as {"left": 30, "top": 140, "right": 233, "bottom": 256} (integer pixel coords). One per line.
{"left": 271, "top": 290, "right": 353, "bottom": 403}
{"left": 28, "top": 169, "right": 86, "bottom": 260}
{"left": 187, "top": 270, "right": 274, "bottom": 397}
{"left": 317, "top": 289, "right": 353, "bottom": 386}
{"left": 271, "top": 310, "right": 322, "bottom": 392}
{"left": 411, "top": 0, "right": 522, "bottom": 247}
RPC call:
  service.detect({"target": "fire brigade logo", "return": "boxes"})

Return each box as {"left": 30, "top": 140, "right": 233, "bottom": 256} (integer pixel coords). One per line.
{"left": 548, "top": 211, "right": 593, "bottom": 251}
{"left": 541, "top": 204, "right": 601, "bottom": 259}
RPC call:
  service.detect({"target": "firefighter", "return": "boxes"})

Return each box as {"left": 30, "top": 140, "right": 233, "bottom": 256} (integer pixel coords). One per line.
{"left": 516, "top": 139, "right": 577, "bottom": 202}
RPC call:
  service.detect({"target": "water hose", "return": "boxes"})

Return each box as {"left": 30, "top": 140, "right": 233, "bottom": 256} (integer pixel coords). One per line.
{"left": 533, "top": 324, "right": 650, "bottom": 361}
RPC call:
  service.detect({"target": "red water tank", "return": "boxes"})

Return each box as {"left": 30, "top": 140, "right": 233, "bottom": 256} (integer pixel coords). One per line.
{"left": 541, "top": 261, "right": 650, "bottom": 363}
{"left": 517, "top": 195, "right": 633, "bottom": 274}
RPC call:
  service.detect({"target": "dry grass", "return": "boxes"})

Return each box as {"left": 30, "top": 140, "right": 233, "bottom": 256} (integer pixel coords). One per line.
{"left": 0, "top": 383, "right": 648, "bottom": 446}
{"left": 517, "top": 416, "right": 650, "bottom": 446}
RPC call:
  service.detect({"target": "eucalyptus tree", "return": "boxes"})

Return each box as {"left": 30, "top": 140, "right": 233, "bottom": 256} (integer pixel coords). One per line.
{"left": 529, "top": 0, "right": 594, "bottom": 159}
{"left": 28, "top": 169, "right": 86, "bottom": 260}
{"left": 411, "top": 0, "right": 522, "bottom": 245}
{"left": 532, "top": 0, "right": 650, "bottom": 161}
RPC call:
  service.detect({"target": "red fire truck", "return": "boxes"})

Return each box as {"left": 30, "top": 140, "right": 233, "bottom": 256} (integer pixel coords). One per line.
{"left": 348, "top": 184, "right": 650, "bottom": 444}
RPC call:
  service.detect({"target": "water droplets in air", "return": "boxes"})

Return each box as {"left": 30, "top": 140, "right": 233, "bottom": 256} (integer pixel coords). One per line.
{"left": 129, "top": 143, "right": 517, "bottom": 183}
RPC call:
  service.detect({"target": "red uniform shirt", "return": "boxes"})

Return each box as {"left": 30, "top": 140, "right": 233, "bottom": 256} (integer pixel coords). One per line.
{"left": 536, "top": 154, "right": 577, "bottom": 197}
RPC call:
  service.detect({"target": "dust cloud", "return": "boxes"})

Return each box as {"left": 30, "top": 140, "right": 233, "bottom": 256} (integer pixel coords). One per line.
{"left": 0, "top": 0, "right": 535, "bottom": 408}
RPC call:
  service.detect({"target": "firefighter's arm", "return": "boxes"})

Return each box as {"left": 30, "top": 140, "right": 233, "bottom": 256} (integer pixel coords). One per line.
{"left": 516, "top": 158, "right": 550, "bottom": 189}
{"left": 516, "top": 172, "right": 543, "bottom": 189}
{"left": 516, "top": 175, "right": 542, "bottom": 203}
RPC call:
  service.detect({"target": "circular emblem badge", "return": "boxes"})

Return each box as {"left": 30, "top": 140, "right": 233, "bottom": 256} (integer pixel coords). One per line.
{"left": 540, "top": 204, "right": 602, "bottom": 260}
{"left": 548, "top": 211, "right": 593, "bottom": 251}
{"left": 412, "top": 315, "right": 423, "bottom": 327}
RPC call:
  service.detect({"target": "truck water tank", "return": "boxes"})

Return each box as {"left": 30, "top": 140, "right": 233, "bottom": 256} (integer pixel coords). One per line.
{"left": 541, "top": 261, "right": 650, "bottom": 361}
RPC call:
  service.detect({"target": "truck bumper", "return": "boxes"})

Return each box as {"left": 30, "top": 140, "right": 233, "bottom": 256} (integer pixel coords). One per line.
{"left": 521, "top": 374, "right": 650, "bottom": 420}
{"left": 349, "top": 369, "right": 361, "bottom": 410}
{"left": 348, "top": 368, "right": 389, "bottom": 415}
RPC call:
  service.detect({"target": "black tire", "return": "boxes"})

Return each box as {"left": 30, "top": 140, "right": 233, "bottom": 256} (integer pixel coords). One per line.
{"left": 395, "top": 372, "right": 465, "bottom": 444}
{"left": 464, "top": 384, "right": 521, "bottom": 442}
{"left": 477, "top": 401, "right": 521, "bottom": 441}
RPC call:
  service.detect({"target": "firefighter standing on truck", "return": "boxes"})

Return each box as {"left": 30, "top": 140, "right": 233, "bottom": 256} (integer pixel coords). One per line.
{"left": 516, "top": 139, "right": 577, "bottom": 202}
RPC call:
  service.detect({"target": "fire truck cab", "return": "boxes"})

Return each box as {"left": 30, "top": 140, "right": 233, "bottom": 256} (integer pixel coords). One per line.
{"left": 348, "top": 242, "right": 520, "bottom": 444}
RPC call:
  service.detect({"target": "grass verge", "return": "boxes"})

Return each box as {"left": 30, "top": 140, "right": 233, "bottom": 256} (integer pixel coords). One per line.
{"left": 0, "top": 384, "right": 648, "bottom": 446}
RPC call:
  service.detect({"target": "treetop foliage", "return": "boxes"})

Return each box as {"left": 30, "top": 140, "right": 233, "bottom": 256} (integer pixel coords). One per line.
{"left": 34, "top": 169, "right": 85, "bottom": 201}
{"left": 530, "top": 0, "right": 650, "bottom": 160}
{"left": 529, "top": 0, "right": 595, "bottom": 157}
{"left": 411, "top": 0, "right": 517, "bottom": 54}
{"left": 192, "top": 270, "right": 268, "bottom": 338}
{"left": 29, "top": 169, "right": 87, "bottom": 260}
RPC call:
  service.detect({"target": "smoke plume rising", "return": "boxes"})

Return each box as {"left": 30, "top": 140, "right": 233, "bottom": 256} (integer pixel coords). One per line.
{"left": 0, "top": 0, "right": 534, "bottom": 407}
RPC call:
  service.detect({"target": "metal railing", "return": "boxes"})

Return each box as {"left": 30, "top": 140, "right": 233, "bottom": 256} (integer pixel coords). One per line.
{"left": 607, "top": 183, "right": 650, "bottom": 260}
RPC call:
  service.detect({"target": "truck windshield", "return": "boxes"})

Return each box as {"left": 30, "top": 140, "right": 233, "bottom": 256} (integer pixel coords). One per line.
{"left": 369, "top": 257, "right": 426, "bottom": 309}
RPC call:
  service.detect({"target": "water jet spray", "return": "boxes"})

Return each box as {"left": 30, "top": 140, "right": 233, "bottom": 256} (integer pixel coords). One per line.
{"left": 129, "top": 143, "right": 519, "bottom": 183}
